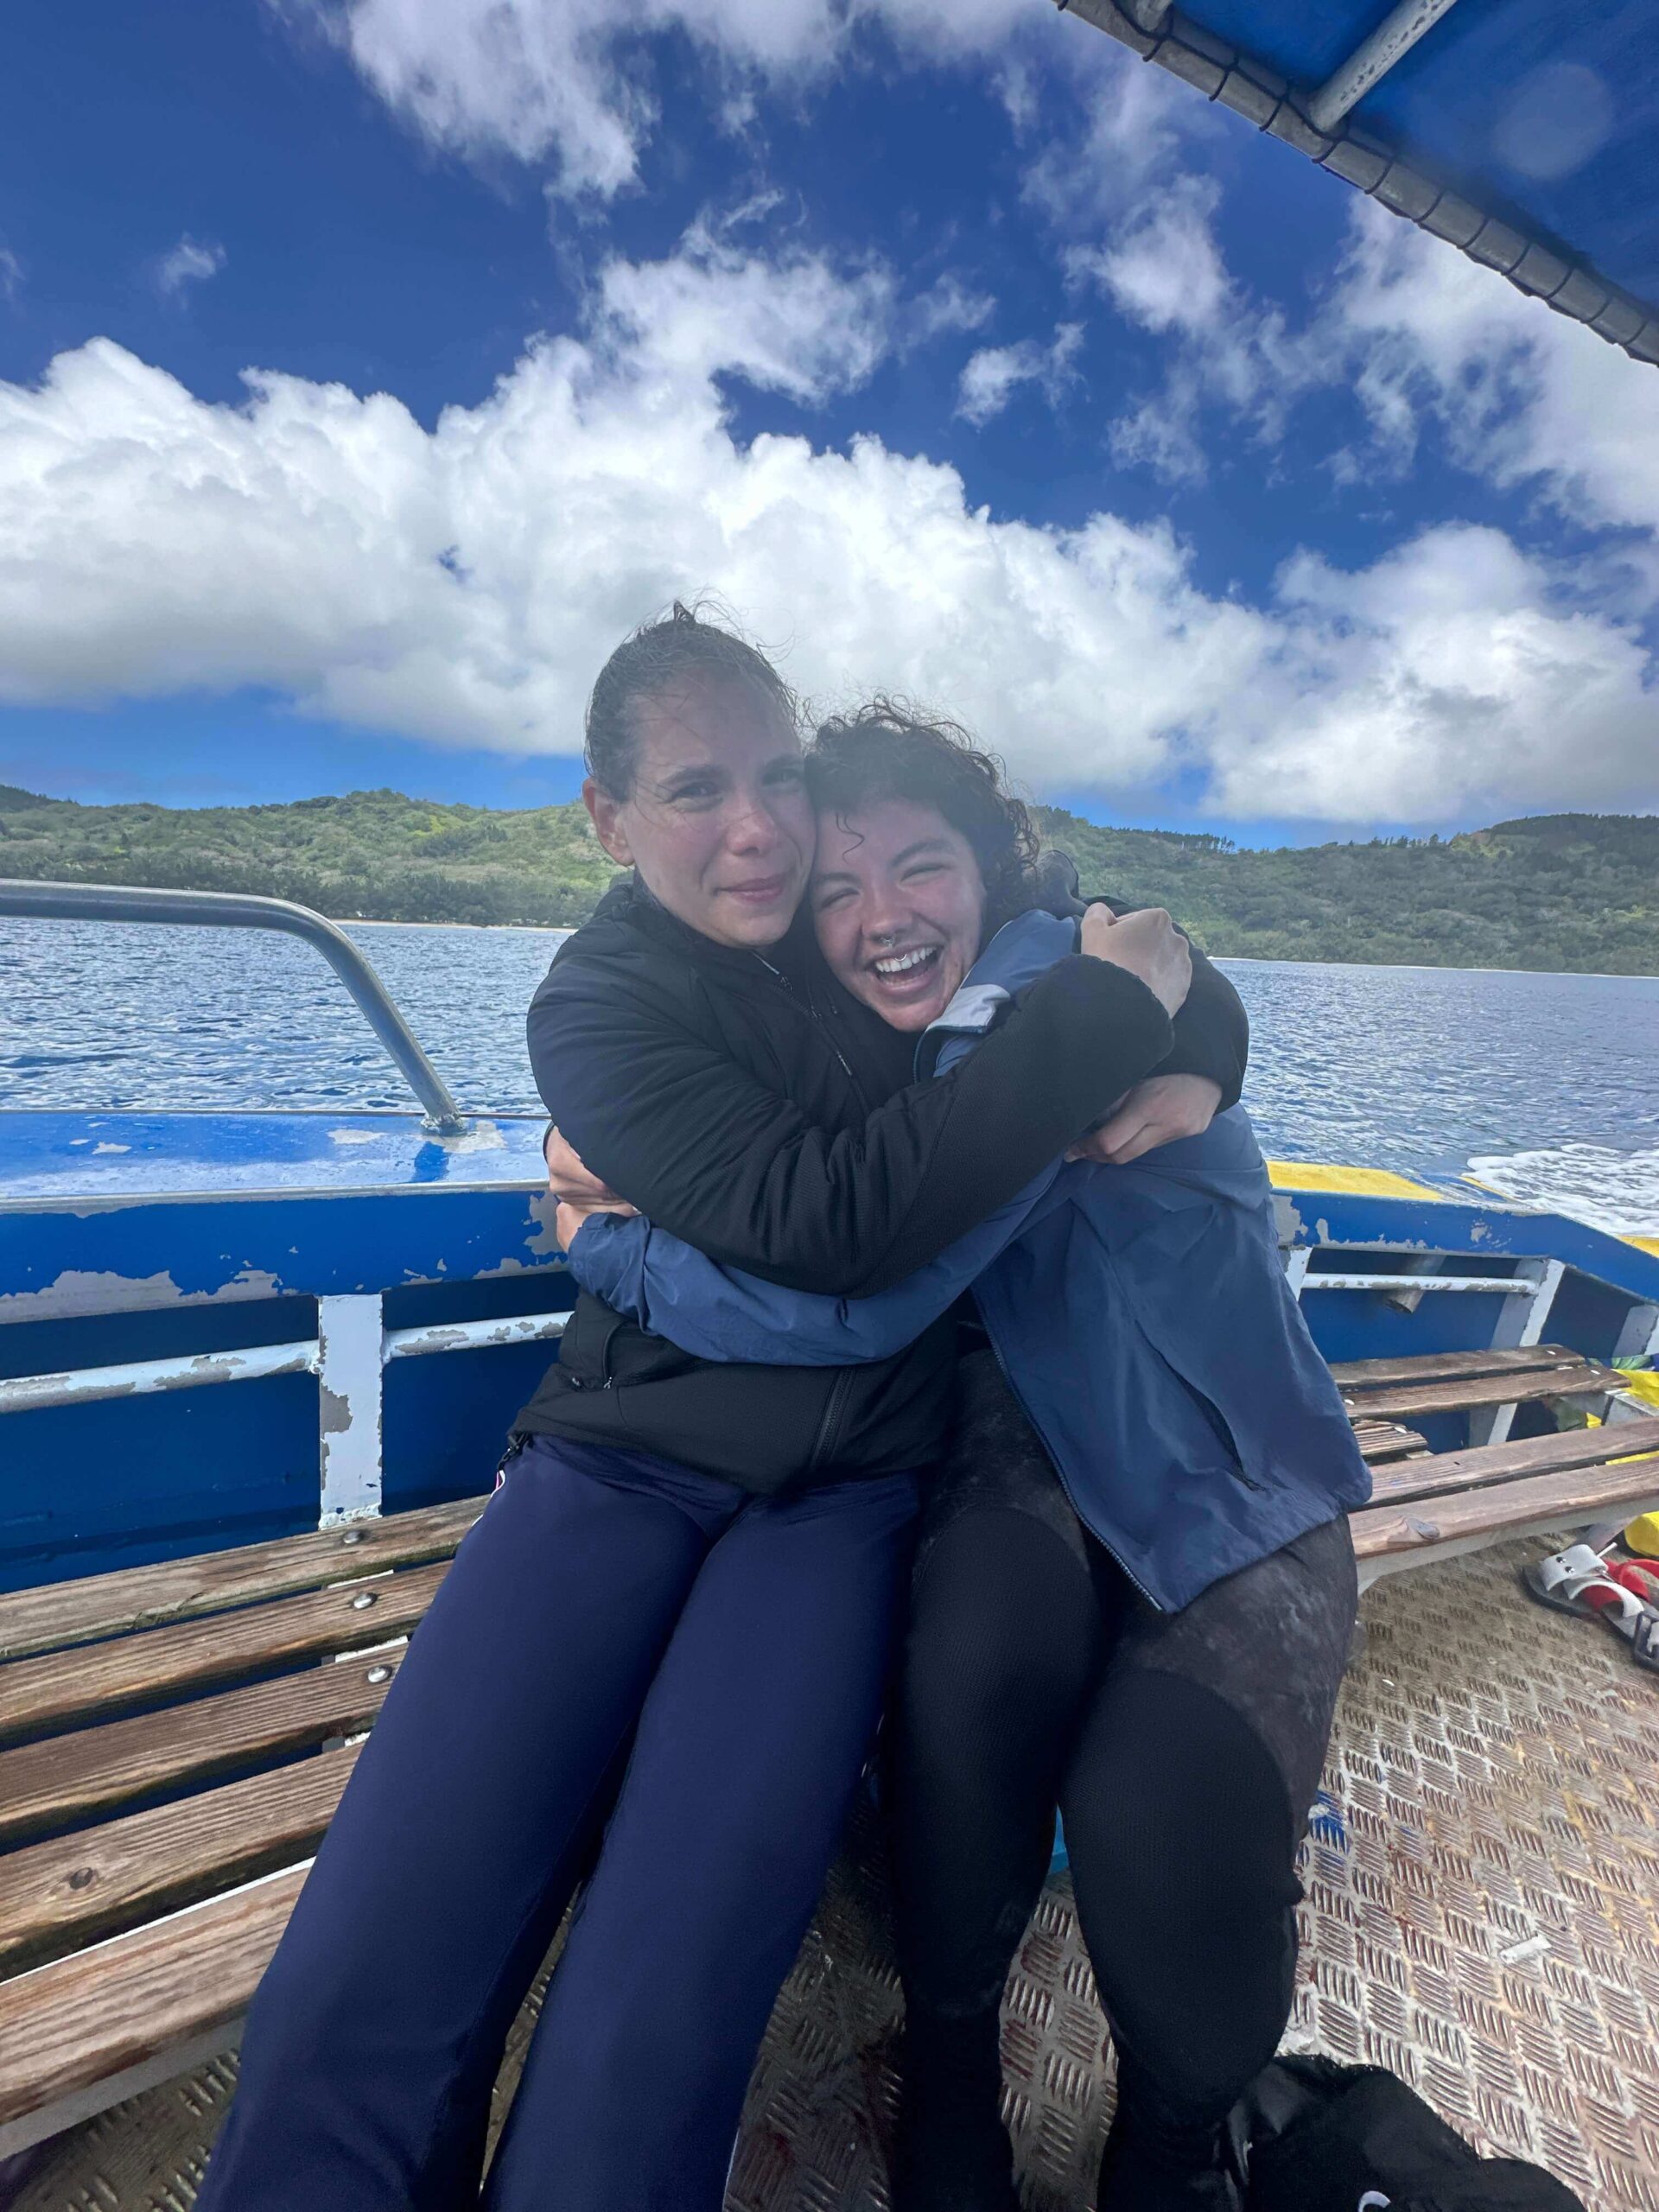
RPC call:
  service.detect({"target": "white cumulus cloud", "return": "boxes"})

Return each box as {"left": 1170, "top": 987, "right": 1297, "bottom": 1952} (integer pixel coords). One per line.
{"left": 1085, "top": 188, "right": 1230, "bottom": 340}
{"left": 957, "top": 322, "right": 1081, "bottom": 426}
{"left": 597, "top": 220, "right": 894, "bottom": 400}
{"left": 1206, "top": 524, "right": 1656, "bottom": 822}
{"left": 282, "top": 0, "right": 1037, "bottom": 196}
{"left": 1330, "top": 201, "right": 1659, "bottom": 545}
{"left": 1020, "top": 46, "right": 1196, "bottom": 229}
{"left": 154, "top": 235, "right": 227, "bottom": 299}
{"left": 1016, "top": 62, "right": 1309, "bottom": 484}
{"left": 1, "top": 230, "right": 1653, "bottom": 824}
{"left": 908, "top": 272, "right": 996, "bottom": 347}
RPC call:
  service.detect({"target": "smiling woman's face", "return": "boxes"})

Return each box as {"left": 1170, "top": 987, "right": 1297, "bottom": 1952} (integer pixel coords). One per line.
{"left": 810, "top": 798, "right": 988, "bottom": 1031}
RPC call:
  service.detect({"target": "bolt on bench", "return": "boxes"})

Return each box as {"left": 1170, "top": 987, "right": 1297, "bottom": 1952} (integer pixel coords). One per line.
{"left": 2, "top": 1349, "right": 1656, "bottom": 2166}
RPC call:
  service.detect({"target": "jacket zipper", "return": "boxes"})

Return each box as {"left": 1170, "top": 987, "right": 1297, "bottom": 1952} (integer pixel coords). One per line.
{"left": 753, "top": 954, "right": 868, "bottom": 1482}
{"left": 753, "top": 955, "right": 871, "bottom": 1113}
{"left": 979, "top": 1309, "right": 1166, "bottom": 1613}
{"left": 804, "top": 1365, "right": 855, "bottom": 1480}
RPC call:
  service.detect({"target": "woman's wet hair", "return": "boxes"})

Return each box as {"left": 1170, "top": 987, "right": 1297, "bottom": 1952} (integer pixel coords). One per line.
{"left": 585, "top": 602, "right": 799, "bottom": 800}
{"left": 807, "top": 701, "right": 1039, "bottom": 926}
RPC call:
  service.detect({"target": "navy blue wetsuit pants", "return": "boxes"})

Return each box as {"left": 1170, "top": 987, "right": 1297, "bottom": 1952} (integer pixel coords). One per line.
{"left": 195, "top": 1435, "right": 919, "bottom": 2212}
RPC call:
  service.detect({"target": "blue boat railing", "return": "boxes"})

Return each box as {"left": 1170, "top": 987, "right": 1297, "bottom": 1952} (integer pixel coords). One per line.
{"left": 0, "top": 878, "right": 467, "bottom": 1135}
{"left": 0, "top": 1230, "right": 1582, "bottom": 1530}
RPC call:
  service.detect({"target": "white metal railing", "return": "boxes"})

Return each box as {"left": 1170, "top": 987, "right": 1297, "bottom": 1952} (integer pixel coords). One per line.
{"left": 1298, "top": 1274, "right": 1533, "bottom": 1296}
{"left": 383, "top": 1315, "right": 568, "bottom": 1360}
{"left": 0, "top": 1296, "right": 569, "bottom": 1524}
{"left": 1280, "top": 1245, "right": 1559, "bottom": 1313}
{"left": 0, "top": 1341, "right": 320, "bottom": 1415}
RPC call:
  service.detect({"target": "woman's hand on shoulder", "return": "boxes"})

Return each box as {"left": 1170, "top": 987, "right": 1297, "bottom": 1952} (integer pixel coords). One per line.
{"left": 545, "top": 1126, "right": 638, "bottom": 1250}
{"left": 1078, "top": 903, "right": 1192, "bottom": 1018}
{"left": 1066, "top": 1072, "right": 1222, "bottom": 1166}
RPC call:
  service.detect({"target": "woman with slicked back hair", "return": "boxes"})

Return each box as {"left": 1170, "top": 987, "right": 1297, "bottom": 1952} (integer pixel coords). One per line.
{"left": 197, "top": 603, "right": 1249, "bottom": 2212}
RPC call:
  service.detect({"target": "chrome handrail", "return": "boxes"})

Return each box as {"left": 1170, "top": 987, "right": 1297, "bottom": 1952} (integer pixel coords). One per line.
{"left": 1, "top": 879, "right": 467, "bottom": 1134}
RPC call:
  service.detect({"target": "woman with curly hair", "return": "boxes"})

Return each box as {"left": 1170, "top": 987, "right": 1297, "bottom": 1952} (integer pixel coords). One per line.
{"left": 561, "top": 702, "right": 1370, "bottom": 2212}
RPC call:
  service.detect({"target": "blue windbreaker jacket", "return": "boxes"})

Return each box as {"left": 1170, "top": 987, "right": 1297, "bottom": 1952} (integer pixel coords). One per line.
{"left": 568, "top": 910, "right": 1371, "bottom": 1610}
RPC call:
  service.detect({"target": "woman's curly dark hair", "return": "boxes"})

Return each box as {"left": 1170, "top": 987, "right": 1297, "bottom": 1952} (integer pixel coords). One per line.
{"left": 806, "top": 700, "right": 1039, "bottom": 929}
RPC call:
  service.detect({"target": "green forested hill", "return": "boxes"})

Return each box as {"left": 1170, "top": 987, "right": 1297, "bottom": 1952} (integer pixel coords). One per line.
{"left": 2, "top": 785, "right": 1655, "bottom": 974}
{"left": 0, "top": 785, "right": 617, "bottom": 928}
{"left": 1027, "top": 808, "right": 1659, "bottom": 975}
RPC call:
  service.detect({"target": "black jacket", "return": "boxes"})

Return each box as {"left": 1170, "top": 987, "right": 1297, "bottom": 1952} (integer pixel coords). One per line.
{"left": 515, "top": 879, "right": 1247, "bottom": 1490}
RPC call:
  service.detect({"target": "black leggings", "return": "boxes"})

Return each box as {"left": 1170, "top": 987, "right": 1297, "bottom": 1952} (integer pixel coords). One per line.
{"left": 893, "top": 1351, "right": 1357, "bottom": 2129}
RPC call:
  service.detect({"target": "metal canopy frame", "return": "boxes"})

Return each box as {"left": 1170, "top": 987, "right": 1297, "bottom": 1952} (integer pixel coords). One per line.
{"left": 1307, "top": 0, "right": 1462, "bottom": 135}
{"left": 1057, "top": 1, "right": 1659, "bottom": 369}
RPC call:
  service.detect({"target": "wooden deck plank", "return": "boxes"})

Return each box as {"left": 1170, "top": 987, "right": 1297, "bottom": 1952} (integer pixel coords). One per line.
{"left": 1351, "top": 1452, "right": 1659, "bottom": 1562}
{"left": 0, "top": 1653, "right": 398, "bottom": 1848}
{"left": 0, "top": 1498, "right": 483, "bottom": 1664}
{"left": 0, "top": 1747, "right": 357, "bottom": 1978}
{"left": 0, "top": 1564, "right": 446, "bottom": 1744}
{"left": 1337, "top": 1362, "right": 1620, "bottom": 1422}
{"left": 1352, "top": 1421, "right": 1432, "bottom": 1463}
{"left": 1364, "top": 1417, "right": 1659, "bottom": 1510}
{"left": 1326, "top": 1344, "right": 1589, "bottom": 1390}
{"left": 0, "top": 1867, "right": 304, "bottom": 2131}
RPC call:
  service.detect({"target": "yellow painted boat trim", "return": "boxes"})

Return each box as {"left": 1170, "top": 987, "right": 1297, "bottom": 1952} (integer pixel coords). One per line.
{"left": 1266, "top": 1160, "right": 1447, "bottom": 1201}
{"left": 1265, "top": 1165, "right": 1659, "bottom": 1239}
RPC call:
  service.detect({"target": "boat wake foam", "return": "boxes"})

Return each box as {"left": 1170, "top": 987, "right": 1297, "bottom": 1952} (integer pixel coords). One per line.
{"left": 1466, "top": 1141, "right": 1659, "bottom": 1236}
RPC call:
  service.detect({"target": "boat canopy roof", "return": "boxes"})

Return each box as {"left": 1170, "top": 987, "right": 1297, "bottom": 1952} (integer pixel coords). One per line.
{"left": 1064, "top": 2, "right": 1658, "bottom": 365}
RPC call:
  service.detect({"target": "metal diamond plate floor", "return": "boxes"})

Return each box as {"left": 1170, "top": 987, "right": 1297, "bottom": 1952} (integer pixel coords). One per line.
{"left": 11, "top": 1537, "right": 1659, "bottom": 2212}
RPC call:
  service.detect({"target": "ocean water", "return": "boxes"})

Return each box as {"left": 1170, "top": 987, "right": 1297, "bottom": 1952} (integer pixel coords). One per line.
{"left": 3, "top": 919, "right": 1656, "bottom": 1233}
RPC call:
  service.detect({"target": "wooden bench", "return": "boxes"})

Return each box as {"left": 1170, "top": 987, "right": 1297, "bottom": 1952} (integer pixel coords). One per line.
{"left": 1, "top": 1347, "right": 1656, "bottom": 2164}
{"left": 1333, "top": 1344, "right": 1659, "bottom": 1584}
{"left": 0, "top": 1498, "right": 483, "bottom": 2162}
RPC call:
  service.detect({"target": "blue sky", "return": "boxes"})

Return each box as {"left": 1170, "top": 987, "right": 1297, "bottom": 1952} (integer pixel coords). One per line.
{"left": 0, "top": 0, "right": 1654, "bottom": 845}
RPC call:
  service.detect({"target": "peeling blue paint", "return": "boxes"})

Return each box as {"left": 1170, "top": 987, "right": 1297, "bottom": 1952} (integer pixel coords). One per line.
{"left": 0, "top": 1112, "right": 564, "bottom": 1318}
{"left": 0, "top": 1193, "right": 569, "bottom": 1318}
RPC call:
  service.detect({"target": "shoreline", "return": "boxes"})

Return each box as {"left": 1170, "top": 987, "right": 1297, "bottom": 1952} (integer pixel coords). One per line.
{"left": 1214, "top": 953, "right": 1659, "bottom": 983}
{"left": 344, "top": 920, "right": 1657, "bottom": 982}
{"left": 346, "top": 918, "right": 571, "bottom": 935}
